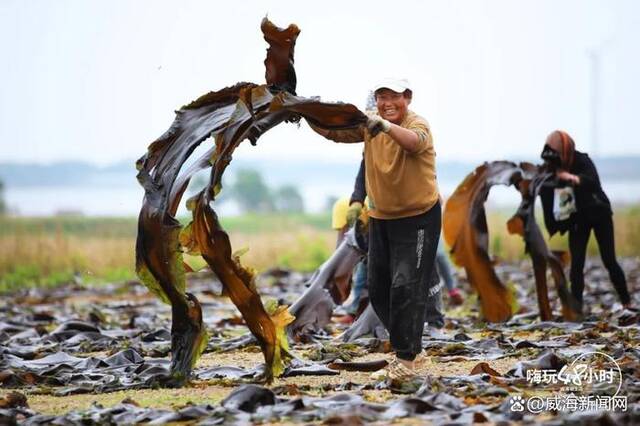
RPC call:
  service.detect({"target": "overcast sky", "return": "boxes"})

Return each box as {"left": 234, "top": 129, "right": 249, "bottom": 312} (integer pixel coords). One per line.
{"left": 1, "top": 0, "right": 639, "bottom": 166}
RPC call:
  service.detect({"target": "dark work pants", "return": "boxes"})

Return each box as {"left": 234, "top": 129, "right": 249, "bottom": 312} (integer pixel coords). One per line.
{"left": 424, "top": 268, "right": 445, "bottom": 329}
{"left": 569, "top": 214, "right": 630, "bottom": 307}
{"left": 368, "top": 201, "right": 441, "bottom": 361}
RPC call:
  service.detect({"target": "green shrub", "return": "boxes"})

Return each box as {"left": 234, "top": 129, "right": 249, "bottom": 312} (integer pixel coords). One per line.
{"left": 276, "top": 234, "right": 332, "bottom": 272}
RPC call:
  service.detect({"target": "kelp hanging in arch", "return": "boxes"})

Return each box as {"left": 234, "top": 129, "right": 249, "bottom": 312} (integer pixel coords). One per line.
{"left": 442, "top": 161, "right": 521, "bottom": 322}
{"left": 135, "top": 18, "right": 367, "bottom": 385}
{"left": 443, "top": 161, "right": 580, "bottom": 323}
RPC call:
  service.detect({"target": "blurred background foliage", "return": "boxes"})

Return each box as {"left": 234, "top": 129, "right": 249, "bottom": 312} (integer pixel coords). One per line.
{"left": 2, "top": 168, "right": 639, "bottom": 292}
{"left": 2, "top": 206, "right": 639, "bottom": 292}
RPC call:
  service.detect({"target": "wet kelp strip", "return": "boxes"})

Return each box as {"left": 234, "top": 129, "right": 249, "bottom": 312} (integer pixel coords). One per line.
{"left": 506, "top": 163, "right": 581, "bottom": 322}
{"left": 443, "top": 161, "right": 580, "bottom": 323}
{"left": 135, "top": 18, "right": 367, "bottom": 383}
{"left": 443, "top": 162, "right": 521, "bottom": 322}
{"left": 287, "top": 227, "right": 366, "bottom": 341}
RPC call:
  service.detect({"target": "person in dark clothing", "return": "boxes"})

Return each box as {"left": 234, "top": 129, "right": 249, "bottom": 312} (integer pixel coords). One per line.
{"left": 540, "top": 130, "right": 632, "bottom": 312}
{"left": 342, "top": 157, "right": 367, "bottom": 318}
{"left": 349, "top": 156, "right": 367, "bottom": 212}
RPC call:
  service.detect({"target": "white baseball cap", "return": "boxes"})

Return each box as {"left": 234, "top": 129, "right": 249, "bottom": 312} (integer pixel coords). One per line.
{"left": 372, "top": 78, "right": 412, "bottom": 94}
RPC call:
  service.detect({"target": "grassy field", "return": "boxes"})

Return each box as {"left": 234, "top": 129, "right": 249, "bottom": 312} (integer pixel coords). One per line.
{"left": 0, "top": 213, "right": 334, "bottom": 291}
{"left": 485, "top": 205, "right": 640, "bottom": 262}
{"left": 1, "top": 207, "right": 639, "bottom": 291}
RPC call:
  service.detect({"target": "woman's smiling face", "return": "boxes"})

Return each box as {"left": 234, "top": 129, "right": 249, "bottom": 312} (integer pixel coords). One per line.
{"left": 375, "top": 89, "right": 411, "bottom": 125}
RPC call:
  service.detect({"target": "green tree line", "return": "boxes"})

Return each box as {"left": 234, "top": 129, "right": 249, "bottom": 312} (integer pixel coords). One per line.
{"left": 191, "top": 169, "right": 305, "bottom": 214}
{"left": 232, "top": 169, "right": 304, "bottom": 213}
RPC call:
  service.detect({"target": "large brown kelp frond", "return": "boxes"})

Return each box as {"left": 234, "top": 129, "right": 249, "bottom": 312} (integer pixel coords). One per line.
{"left": 507, "top": 163, "right": 581, "bottom": 321}
{"left": 189, "top": 191, "right": 292, "bottom": 378}
{"left": 446, "top": 161, "right": 580, "bottom": 323}
{"left": 443, "top": 161, "right": 521, "bottom": 322}
{"left": 135, "top": 19, "right": 367, "bottom": 384}
{"left": 262, "top": 17, "right": 299, "bottom": 94}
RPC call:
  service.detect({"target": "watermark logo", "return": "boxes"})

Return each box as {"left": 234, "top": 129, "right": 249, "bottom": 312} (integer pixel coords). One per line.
{"left": 509, "top": 395, "right": 525, "bottom": 412}
{"left": 510, "top": 351, "right": 627, "bottom": 413}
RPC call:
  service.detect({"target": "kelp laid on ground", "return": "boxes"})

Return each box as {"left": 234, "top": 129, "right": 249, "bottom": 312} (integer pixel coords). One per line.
{"left": 135, "top": 18, "right": 367, "bottom": 383}
{"left": 444, "top": 161, "right": 581, "bottom": 323}
{"left": 0, "top": 263, "right": 638, "bottom": 424}
{"left": 342, "top": 303, "right": 387, "bottom": 342}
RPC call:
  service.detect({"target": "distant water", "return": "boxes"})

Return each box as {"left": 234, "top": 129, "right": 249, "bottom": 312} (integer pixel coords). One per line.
{"left": 5, "top": 179, "right": 640, "bottom": 217}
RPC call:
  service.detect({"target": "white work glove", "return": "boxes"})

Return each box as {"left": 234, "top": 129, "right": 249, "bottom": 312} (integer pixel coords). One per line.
{"left": 366, "top": 113, "right": 391, "bottom": 136}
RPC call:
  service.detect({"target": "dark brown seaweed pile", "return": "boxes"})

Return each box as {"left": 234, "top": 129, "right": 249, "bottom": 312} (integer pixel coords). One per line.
{"left": 1, "top": 259, "right": 638, "bottom": 424}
